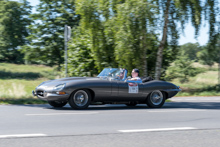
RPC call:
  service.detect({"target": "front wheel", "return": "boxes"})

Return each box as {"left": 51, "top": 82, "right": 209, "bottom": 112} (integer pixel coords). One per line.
{"left": 146, "top": 90, "right": 165, "bottom": 108}
{"left": 48, "top": 101, "right": 67, "bottom": 108}
{"left": 69, "top": 89, "right": 91, "bottom": 110}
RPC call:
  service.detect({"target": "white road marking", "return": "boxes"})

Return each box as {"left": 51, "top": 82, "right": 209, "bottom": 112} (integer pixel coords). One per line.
{"left": 178, "top": 109, "right": 206, "bottom": 112}
{"left": 25, "top": 112, "right": 98, "bottom": 116}
{"left": 171, "top": 98, "right": 220, "bottom": 101}
{"left": 118, "top": 127, "right": 197, "bottom": 133}
{"left": 0, "top": 134, "right": 47, "bottom": 138}
{"left": 147, "top": 109, "right": 206, "bottom": 113}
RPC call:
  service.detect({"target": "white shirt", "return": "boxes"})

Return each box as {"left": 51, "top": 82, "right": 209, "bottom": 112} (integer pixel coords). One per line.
{"left": 131, "top": 77, "right": 141, "bottom": 81}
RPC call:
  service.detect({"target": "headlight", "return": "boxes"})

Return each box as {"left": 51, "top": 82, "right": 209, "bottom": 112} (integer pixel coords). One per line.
{"left": 53, "top": 83, "right": 66, "bottom": 91}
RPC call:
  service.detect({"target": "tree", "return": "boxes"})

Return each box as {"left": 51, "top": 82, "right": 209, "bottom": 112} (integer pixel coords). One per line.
{"left": 67, "top": 27, "right": 98, "bottom": 77}
{"left": 0, "top": 0, "right": 32, "bottom": 63}
{"left": 22, "top": 0, "right": 80, "bottom": 68}
{"left": 197, "top": 45, "right": 215, "bottom": 67}
{"left": 75, "top": 0, "right": 118, "bottom": 72}
{"left": 179, "top": 43, "right": 200, "bottom": 61}
{"left": 198, "top": 36, "right": 220, "bottom": 67}
{"left": 75, "top": 0, "right": 179, "bottom": 77}
{"left": 204, "top": 0, "right": 220, "bottom": 51}
{"left": 154, "top": 0, "right": 219, "bottom": 80}
{"left": 114, "top": 0, "right": 157, "bottom": 77}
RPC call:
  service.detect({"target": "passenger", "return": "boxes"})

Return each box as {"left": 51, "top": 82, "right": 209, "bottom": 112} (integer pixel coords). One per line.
{"left": 130, "top": 69, "right": 142, "bottom": 82}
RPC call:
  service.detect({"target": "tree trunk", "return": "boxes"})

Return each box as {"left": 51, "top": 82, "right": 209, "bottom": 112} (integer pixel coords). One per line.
{"left": 141, "top": 17, "right": 147, "bottom": 77}
{"left": 155, "top": 0, "right": 171, "bottom": 80}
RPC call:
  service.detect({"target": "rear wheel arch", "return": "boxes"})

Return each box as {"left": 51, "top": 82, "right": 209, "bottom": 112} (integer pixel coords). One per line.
{"left": 161, "top": 91, "right": 168, "bottom": 99}
{"left": 87, "top": 89, "right": 95, "bottom": 101}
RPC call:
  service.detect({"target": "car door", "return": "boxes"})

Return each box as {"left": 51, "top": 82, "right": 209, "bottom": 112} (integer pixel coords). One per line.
{"left": 117, "top": 80, "right": 144, "bottom": 101}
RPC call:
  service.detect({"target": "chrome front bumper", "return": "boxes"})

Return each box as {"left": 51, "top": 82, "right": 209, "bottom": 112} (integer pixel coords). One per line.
{"left": 32, "top": 90, "right": 69, "bottom": 101}
{"left": 32, "top": 90, "right": 36, "bottom": 96}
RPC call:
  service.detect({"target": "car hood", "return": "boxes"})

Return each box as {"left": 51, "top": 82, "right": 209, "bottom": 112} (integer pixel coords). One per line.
{"left": 38, "top": 77, "right": 100, "bottom": 87}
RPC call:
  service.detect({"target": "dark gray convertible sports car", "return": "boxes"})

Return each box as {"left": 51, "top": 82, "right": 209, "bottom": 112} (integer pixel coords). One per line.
{"left": 32, "top": 68, "right": 181, "bottom": 109}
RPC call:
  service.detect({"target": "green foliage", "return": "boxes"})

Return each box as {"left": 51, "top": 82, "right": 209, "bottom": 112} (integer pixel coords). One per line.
{"left": 165, "top": 56, "right": 205, "bottom": 82}
{"left": 114, "top": 0, "right": 157, "bottom": 76}
{"left": 197, "top": 45, "right": 215, "bottom": 66}
{"left": 179, "top": 43, "right": 200, "bottom": 61}
{"left": 154, "top": 0, "right": 204, "bottom": 79}
{"left": 74, "top": 0, "right": 177, "bottom": 77}
{"left": 0, "top": 0, "right": 218, "bottom": 80}
{"left": 75, "top": 0, "right": 118, "bottom": 72}
{"left": 198, "top": 37, "right": 220, "bottom": 66}
{"left": 22, "top": 0, "right": 80, "bottom": 68}
{"left": 204, "top": 0, "right": 220, "bottom": 49}
{"left": 67, "top": 27, "right": 98, "bottom": 77}
{"left": 0, "top": 0, "right": 32, "bottom": 63}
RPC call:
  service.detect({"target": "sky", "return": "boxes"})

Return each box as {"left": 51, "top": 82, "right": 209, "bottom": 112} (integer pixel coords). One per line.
{"left": 16, "top": 0, "right": 209, "bottom": 46}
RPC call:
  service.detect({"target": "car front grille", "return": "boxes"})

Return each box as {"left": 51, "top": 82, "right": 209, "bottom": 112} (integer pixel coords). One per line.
{"left": 37, "top": 91, "right": 44, "bottom": 97}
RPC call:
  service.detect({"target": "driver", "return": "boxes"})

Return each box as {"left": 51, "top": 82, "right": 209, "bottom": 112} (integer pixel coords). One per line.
{"left": 130, "top": 69, "right": 141, "bottom": 81}
{"left": 118, "top": 68, "right": 127, "bottom": 80}
{"left": 119, "top": 71, "right": 124, "bottom": 79}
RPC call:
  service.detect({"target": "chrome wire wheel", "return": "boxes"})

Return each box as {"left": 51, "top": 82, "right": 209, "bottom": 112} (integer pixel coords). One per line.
{"left": 150, "top": 90, "right": 163, "bottom": 105}
{"left": 146, "top": 90, "right": 166, "bottom": 108}
{"left": 69, "top": 89, "right": 91, "bottom": 110}
{"left": 73, "top": 90, "right": 89, "bottom": 107}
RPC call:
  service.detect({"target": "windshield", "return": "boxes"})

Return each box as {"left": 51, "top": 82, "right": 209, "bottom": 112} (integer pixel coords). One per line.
{"left": 97, "top": 68, "right": 127, "bottom": 80}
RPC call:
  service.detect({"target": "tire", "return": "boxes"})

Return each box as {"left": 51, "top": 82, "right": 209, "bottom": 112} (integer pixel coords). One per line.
{"left": 48, "top": 101, "right": 67, "bottom": 108}
{"left": 69, "top": 89, "right": 91, "bottom": 110}
{"left": 146, "top": 90, "right": 165, "bottom": 108}
{"left": 126, "top": 102, "right": 137, "bottom": 106}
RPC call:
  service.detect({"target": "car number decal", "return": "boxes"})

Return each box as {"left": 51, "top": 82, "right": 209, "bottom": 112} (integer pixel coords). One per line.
{"left": 128, "top": 83, "right": 138, "bottom": 93}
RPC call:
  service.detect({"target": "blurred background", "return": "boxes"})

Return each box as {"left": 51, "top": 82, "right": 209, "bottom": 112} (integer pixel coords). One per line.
{"left": 0, "top": 0, "right": 219, "bottom": 103}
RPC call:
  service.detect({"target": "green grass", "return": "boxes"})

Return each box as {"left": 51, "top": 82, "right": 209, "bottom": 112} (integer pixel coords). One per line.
{"left": 169, "top": 68, "right": 220, "bottom": 96}
{"left": 0, "top": 63, "right": 59, "bottom": 104}
{"left": 0, "top": 79, "right": 47, "bottom": 99}
{"left": 0, "top": 63, "right": 58, "bottom": 79}
{"left": 0, "top": 63, "right": 54, "bottom": 73}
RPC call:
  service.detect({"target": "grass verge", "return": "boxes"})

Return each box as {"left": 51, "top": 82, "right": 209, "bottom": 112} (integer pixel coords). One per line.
{"left": 0, "top": 98, "right": 47, "bottom": 105}
{"left": 171, "top": 70, "right": 220, "bottom": 96}
{"left": 0, "top": 63, "right": 59, "bottom": 104}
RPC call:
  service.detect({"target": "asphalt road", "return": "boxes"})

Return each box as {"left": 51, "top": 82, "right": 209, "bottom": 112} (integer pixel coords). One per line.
{"left": 1, "top": 96, "right": 220, "bottom": 147}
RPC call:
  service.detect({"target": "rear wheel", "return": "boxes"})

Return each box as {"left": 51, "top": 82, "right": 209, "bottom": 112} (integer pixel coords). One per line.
{"left": 48, "top": 101, "right": 67, "bottom": 108}
{"left": 69, "top": 89, "right": 91, "bottom": 110}
{"left": 146, "top": 90, "right": 165, "bottom": 108}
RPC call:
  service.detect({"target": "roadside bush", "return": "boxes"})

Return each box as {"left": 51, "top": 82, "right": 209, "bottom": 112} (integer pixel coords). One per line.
{"left": 165, "top": 56, "right": 206, "bottom": 82}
